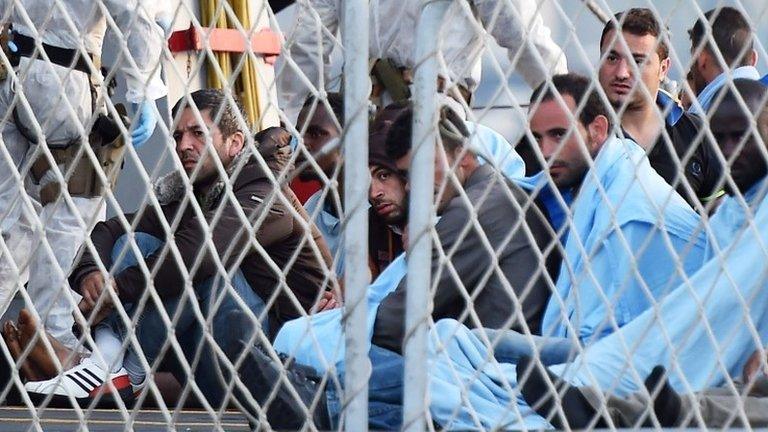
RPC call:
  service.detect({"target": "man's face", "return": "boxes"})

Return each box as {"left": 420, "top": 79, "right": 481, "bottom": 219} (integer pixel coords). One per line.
{"left": 369, "top": 165, "right": 408, "bottom": 225}
{"left": 599, "top": 30, "right": 669, "bottom": 110}
{"left": 296, "top": 104, "right": 342, "bottom": 181}
{"left": 711, "top": 100, "right": 767, "bottom": 195}
{"left": 530, "top": 96, "right": 594, "bottom": 189}
{"left": 394, "top": 145, "right": 466, "bottom": 215}
{"left": 173, "top": 108, "right": 240, "bottom": 186}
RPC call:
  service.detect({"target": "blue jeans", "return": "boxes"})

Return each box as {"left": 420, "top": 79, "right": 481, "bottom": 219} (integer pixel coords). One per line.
{"left": 108, "top": 233, "right": 268, "bottom": 406}
{"left": 325, "top": 344, "right": 404, "bottom": 430}
{"left": 475, "top": 328, "right": 577, "bottom": 366}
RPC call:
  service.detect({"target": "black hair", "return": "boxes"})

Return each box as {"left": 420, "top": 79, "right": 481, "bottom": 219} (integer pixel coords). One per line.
{"left": 530, "top": 73, "right": 612, "bottom": 131}
{"left": 689, "top": 7, "right": 754, "bottom": 68}
{"left": 713, "top": 79, "right": 768, "bottom": 126}
{"left": 171, "top": 89, "right": 246, "bottom": 137}
{"left": 301, "top": 92, "right": 345, "bottom": 127}
{"left": 600, "top": 8, "right": 669, "bottom": 60}
{"left": 385, "top": 106, "right": 469, "bottom": 162}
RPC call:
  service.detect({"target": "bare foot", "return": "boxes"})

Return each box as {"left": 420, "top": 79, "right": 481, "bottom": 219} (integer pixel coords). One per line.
{"left": 16, "top": 309, "right": 80, "bottom": 378}
{"left": 2, "top": 320, "right": 43, "bottom": 381}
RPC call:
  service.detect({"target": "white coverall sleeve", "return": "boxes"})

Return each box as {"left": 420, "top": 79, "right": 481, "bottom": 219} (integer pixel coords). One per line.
{"left": 474, "top": 0, "right": 567, "bottom": 89}
{"left": 277, "top": 0, "right": 339, "bottom": 122}
{"left": 103, "top": 0, "right": 168, "bottom": 102}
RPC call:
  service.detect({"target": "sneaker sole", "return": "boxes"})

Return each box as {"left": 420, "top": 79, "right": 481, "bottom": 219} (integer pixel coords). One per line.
{"left": 26, "top": 386, "right": 135, "bottom": 409}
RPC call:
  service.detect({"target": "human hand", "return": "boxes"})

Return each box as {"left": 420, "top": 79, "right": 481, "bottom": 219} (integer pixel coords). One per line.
{"left": 314, "top": 290, "right": 341, "bottom": 312}
{"left": 78, "top": 272, "right": 116, "bottom": 324}
{"left": 130, "top": 101, "right": 158, "bottom": 149}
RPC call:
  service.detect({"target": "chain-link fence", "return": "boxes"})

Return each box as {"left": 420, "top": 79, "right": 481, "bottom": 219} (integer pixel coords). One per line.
{"left": 1, "top": 0, "right": 768, "bottom": 430}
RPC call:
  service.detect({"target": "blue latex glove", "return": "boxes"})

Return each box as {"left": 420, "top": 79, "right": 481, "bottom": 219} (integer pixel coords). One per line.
{"left": 130, "top": 101, "right": 158, "bottom": 149}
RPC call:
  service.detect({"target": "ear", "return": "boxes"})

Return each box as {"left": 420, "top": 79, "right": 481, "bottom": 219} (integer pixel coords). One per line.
{"left": 659, "top": 56, "right": 671, "bottom": 81}
{"left": 587, "top": 115, "right": 609, "bottom": 152}
{"left": 228, "top": 131, "right": 245, "bottom": 157}
{"left": 749, "top": 49, "right": 758, "bottom": 67}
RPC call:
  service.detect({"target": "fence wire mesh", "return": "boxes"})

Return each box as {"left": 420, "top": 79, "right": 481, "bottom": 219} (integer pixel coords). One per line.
{"left": 0, "top": 0, "right": 767, "bottom": 431}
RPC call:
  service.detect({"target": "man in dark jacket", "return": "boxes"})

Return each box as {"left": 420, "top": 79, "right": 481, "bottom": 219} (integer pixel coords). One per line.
{"left": 598, "top": 8, "right": 721, "bottom": 208}
{"left": 23, "top": 89, "right": 334, "bottom": 408}
{"left": 370, "top": 105, "right": 559, "bottom": 353}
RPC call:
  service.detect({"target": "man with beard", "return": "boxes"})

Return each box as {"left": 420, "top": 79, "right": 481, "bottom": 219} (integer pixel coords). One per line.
{"left": 367, "top": 103, "right": 409, "bottom": 277}
{"left": 687, "top": 7, "right": 761, "bottom": 114}
{"left": 518, "top": 79, "right": 768, "bottom": 430}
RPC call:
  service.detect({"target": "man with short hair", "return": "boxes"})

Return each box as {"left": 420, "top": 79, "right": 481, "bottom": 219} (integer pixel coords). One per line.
{"left": 527, "top": 73, "right": 706, "bottom": 344}
{"left": 688, "top": 7, "right": 761, "bottom": 114}
{"left": 372, "top": 105, "right": 559, "bottom": 351}
{"left": 297, "top": 95, "right": 527, "bottom": 277}
{"left": 294, "top": 93, "right": 348, "bottom": 275}
{"left": 367, "top": 103, "right": 408, "bottom": 277}
{"left": 21, "top": 89, "right": 333, "bottom": 408}
{"left": 598, "top": 8, "right": 720, "bottom": 206}
{"left": 519, "top": 79, "right": 768, "bottom": 429}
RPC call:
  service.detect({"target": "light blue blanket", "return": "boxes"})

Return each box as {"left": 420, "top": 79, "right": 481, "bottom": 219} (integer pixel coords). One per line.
{"left": 540, "top": 135, "right": 707, "bottom": 342}
{"left": 427, "top": 135, "right": 709, "bottom": 429}
{"left": 429, "top": 178, "right": 768, "bottom": 429}
{"left": 554, "top": 178, "right": 768, "bottom": 396}
{"left": 273, "top": 253, "right": 407, "bottom": 372}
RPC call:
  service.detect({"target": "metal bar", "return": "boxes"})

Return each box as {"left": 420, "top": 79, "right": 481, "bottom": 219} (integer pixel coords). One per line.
{"left": 168, "top": 26, "right": 281, "bottom": 59}
{"left": 403, "top": 1, "right": 451, "bottom": 431}
{"left": 342, "top": 0, "right": 370, "bottom": 429}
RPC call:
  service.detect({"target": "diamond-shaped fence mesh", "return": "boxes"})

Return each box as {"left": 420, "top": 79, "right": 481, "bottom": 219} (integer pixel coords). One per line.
{"left": 0, "top": 0, "right": 768, "bottom": 430}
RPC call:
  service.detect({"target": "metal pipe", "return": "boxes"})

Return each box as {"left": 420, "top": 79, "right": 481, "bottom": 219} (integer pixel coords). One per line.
{"left": 342, "top": 0, "right": 370, "bottom": 429}
{"left": 403, "top": 1, "right": 451, "bottom": 431}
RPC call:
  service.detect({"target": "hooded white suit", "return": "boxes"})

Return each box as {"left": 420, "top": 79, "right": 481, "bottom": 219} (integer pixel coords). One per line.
{"left": 0, "top": 0, "right": 168, "bottom": 350}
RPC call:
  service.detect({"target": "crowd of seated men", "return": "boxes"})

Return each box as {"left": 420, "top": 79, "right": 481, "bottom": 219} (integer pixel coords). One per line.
{"left": 2, "top": 4, "right": 768, "bottom": 431}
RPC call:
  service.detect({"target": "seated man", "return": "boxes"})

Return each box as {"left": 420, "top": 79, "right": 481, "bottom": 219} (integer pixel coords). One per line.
{"left": 367, "top": 103, "right": 408, "bottom": 277}
{"left": 479, "top": 73, "right": 708, "bottom": 369}
{"left": 297, "top": 95, "right": 527, "bottom": 276}
{"left": 367, "top": 100, "right": 530, "bottom": 277}
{"left": 21, "top": 89, "right": 333, "bottom": 407}
{"left": 598, "top": 8, "right": 720, "bottom": 207}
{"left": 372, "top": 105, "right": 559, "bottom": 351}
{"left": 518, "top": 79, "right": 768, "bottom": 429}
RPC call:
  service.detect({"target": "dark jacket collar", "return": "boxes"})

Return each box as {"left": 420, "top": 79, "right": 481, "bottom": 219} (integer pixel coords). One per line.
{"left": 154, "top": 136, "right": 291, "bottom": 209}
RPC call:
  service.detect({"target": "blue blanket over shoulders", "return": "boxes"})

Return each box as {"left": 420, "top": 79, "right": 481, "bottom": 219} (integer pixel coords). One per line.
{"left": 540, "top": 135, "right": 707, "bottom": 342}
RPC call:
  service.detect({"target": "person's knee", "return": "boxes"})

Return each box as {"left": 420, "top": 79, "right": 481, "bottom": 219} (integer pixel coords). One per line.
{"left": 220, "top": 310, "right": 260, "bottom": 360}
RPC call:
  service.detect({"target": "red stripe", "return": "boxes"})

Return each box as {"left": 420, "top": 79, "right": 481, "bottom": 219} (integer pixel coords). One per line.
{"left": 88, "top": 375, "right": 131, "bottom": 397}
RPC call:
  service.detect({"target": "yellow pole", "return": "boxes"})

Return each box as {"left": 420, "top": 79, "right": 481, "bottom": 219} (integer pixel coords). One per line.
{"left": 201, "top": 0, "right": 232, "bottom": 89}
{"left": 231, "top": 0, "right": 262, "bottom": 129}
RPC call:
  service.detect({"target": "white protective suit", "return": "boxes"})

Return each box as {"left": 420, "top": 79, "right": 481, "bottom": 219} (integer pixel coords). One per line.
{"left": 0, "top": 0, "right": 168, "bottom": 350}
{"left": 277, "top": 0, "right": 568, "bottom": 121}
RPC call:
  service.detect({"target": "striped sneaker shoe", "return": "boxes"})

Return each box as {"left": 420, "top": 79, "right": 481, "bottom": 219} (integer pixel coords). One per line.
{"left": 24, "top": 362, "right": 133, "bottom": 407}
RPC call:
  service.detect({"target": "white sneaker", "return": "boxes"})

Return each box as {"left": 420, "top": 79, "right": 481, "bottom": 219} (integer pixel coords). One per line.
{"left": 24, "top": 362, "right": 133, "bottom": 407}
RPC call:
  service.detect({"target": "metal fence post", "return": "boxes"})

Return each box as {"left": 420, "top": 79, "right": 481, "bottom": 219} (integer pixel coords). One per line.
{"left": 342, "top": 0, "right": 370, "bottom": 430}
{"left": 403, "top": 1, "right": 451, "bottom": 431}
